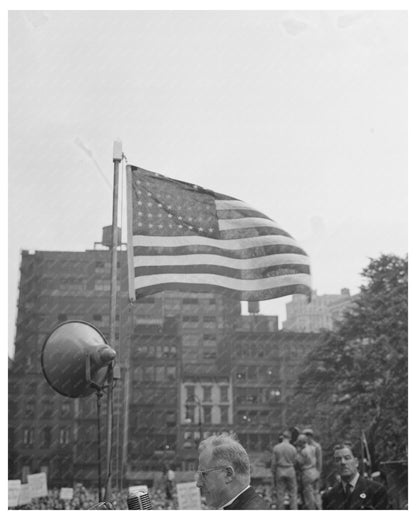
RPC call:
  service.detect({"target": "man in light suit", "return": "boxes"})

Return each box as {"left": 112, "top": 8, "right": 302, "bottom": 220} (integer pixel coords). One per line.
{"left": 196, "top": 432, "right": 269, "bottom": 510}
{"left": 322, "top": 443, "right": 389, "bottom": 510}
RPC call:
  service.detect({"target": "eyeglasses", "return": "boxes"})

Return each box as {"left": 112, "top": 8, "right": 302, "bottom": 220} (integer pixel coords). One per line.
{"left": 195, "top": 466, "right": 227, "bottom": 479}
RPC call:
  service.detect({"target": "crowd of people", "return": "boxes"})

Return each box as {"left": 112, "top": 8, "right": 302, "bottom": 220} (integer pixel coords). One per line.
{"left": 12, "top": 430, "right": 391, "bottom": 510}
{"left": 12, "top": 484, "right": 193, "bottom": 510}
{"left": 271, "top": 428, "right": 323, "bottom": 509}
{"left": 270, "top": 429, "right": 390, "bottom": 510}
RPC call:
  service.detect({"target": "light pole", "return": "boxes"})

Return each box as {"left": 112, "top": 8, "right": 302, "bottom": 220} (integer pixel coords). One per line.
{"left": 194, "top": 395, "right": 203, "bottom": 441}
{"left": 185, "top": 394, "right": 203, "bottom": 444}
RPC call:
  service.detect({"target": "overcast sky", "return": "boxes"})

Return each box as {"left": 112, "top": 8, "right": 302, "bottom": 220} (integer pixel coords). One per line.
{"left": 8, "top": 9, "right": 408, "bottom": 357}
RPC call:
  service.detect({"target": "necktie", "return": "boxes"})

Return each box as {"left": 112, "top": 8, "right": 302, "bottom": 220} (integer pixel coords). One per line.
{"left": 345, "top": 483, "right": 353, "bottom": 507}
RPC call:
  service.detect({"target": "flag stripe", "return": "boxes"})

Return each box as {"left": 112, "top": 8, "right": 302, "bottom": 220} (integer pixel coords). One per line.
{"left": 132, "top": 234, "right": 299, "bottom": 249}
{"left": 215, "top": 199, "right": 251, "bottom": 210}
{"left": 216, "top": 208, "right": 272, "bottom": 220}
{"left": 133, "top": 272, "right": 311, "bottom": 292}
{"left": 135, "top": 263, "right": 310, "bottom": 279}
{"left": 133, "top": 243, "right": 307, "bottom": 259}
{"left": 134, "top": 252, "right": 309, "bottom": 268}
{"left": 219, "top": 227, "right": 291, "bottom": 239}
{"left": 219, "top": 217, "right": 285, "bottom": 231}
{"left": 135, "top": 282, "right": 311, "bottom": 301}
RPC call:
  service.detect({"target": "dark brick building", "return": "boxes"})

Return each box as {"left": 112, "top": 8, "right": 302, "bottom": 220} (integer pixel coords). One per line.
{"left": 9, "top": 240, "right": 323, "bottom": 488}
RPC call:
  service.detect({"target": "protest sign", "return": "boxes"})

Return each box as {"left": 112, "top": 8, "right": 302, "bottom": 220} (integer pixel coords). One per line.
{"left": 18, "top": 484, "right": 31, "bottom": 506}
{"left": 60, "top": 487, "right": 74, "bottom": 501}
{"left": 8, "top": 480, "right": 21, "bottom": 508}
{"left": 28, "top": 472, "right": 48, "bottom": 499}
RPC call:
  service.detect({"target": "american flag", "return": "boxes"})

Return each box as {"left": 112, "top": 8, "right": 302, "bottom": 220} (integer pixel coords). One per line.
{"left": 126, "top": 165, "right": 311, "bottom": 301}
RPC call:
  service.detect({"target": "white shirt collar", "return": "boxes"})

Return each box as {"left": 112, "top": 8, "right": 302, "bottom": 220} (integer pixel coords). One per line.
{"left": 342, "top": 472, "right": 360, "bottom": 492}
{"left": 221, "top": 485, "right": 251, "bottom": 509}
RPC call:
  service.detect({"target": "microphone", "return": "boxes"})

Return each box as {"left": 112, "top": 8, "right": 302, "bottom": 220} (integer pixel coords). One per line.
{"left": 127, "top": 486, "right": 153, "bottom": 510}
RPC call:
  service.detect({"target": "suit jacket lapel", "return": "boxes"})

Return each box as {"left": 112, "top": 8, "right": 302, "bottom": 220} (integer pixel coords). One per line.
{"left": 224, "top": 487, "right": 252, "bottom": 510}
{"left": 350, "top": 477, "right": 365, "bottom": 508}
{"left": 332, "top": 482, "right": 348, "bottom": 509}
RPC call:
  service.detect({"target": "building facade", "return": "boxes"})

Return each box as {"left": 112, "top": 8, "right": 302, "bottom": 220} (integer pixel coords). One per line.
{"left": 9, "top": 241, "right": 324, "bottom": 488}
{"left": 283, "top": 289, "right": 354, "bottom": 332}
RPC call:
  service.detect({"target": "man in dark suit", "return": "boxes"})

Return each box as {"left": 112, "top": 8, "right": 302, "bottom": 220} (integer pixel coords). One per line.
{"left": 196, "top": 433, "right": 269, "bottom": 510}
{"left": 322, "top": 443, "right": 389, "bottom": 510}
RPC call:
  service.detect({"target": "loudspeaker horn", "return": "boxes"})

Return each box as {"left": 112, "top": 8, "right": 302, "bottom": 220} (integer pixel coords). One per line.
{"left": 41, "top": 320, "right": 116, "bottom": 398}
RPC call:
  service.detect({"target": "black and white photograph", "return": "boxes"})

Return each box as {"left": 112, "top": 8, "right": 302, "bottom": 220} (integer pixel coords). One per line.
{"left": 7, "top": 4, "right": 409, "bottom": 511}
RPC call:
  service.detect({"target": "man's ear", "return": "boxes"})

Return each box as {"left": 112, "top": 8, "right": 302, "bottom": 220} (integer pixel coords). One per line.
{"left": 224, "top": 466, "right": 235, "bottom": 483}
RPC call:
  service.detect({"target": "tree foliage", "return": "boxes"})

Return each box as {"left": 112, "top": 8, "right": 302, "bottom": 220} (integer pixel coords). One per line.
{"left": 288, "top": 254, "right": 408, "bottom": 477}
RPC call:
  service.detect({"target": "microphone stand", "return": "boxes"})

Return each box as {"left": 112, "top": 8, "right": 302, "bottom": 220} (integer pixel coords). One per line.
{"left": 96, "top": 389, "right": 103, "bottom": 502}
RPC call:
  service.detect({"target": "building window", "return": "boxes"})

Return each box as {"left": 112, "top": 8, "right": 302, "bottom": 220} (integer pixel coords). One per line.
{"left": 185, "top": 405, "right": 195, "bottom": 422}
{"left": 183, "top": 298, "right": 199, "bottom": 304}
{"left": 143, "top": 366, "right": 154, "bottom": 381}
{"left": 58, "top": 313, "right": 67, "bottom": 322}
{"left": 186, "top": 386, "right": 195, "bottom": 402}
{"left": 166, "top": 366, "right": 176, "bottom": 381}
{"left": 203, "top": 350, "right": 216, "bottom": 359}
{"left": 42, "top": 427, "right": 52, "bottom": 448}
{"left": 94, "top": 281, "right": 111, "bottom": 291}
{"left": 136, "top": 345, "right": 148, "bottom": 356}
{"left": 202, "top": 386, "right": 212, "bottom": 402}
{"left": 59, "top": 428, "right": 70, "bottom": 445}
{"left": 163, "top": 345, "right": 176, "bottom": 358}
{"left": 22, "top": 465, "right": 30, "bottom": 483}
{"left": 8, "top": 427, "right": 15, "bottom": 449}
{"left": 23, "top": 428, "right": 34, "bottom": 445}
{"left": 166, "top": 412, "right": 176, "bottom": 427}
{"left": 133, "top": 366, "right": 143, "bottom": 382}
{"left": 220, "top": 386, "right": 229, "bottom": 402}
{"left": 220, "top": 406, "right": 229, "bottom": 424}
{"left": 182, "top": 316, "right": 199, "bottom": 328}
{"left": 183, "top": 431, "right": 196, "bottom": 449}
{"left": 140, "top": 297, "right": 155, "bottom": 304}
{"left": 42, "top": 401, "right": 53, "bottom": 419}
{"left": 155, "top": 366, "right": 165, "bottom": 382}
{"left": 8, "top": 401, "right": 17, "bottom": 419}
{"left": 24, "top": 401, "right": 35, "bottom": 419}
{"left": 182, "top": 334, "right": 199, "bottom": 347}
{"left": 60, "top": 403, "right": 71, "bottom": 417}
{"left": 203, "top": 334, "right": 216, "bottom": 346}
{"left": 203, "top": 406, "right": 212, "bottom": 424}
{"left": 93, "top": 314, "right": 102, "bottom": 321}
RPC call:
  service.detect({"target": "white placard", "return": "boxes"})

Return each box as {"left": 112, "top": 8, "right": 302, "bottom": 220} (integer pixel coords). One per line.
{"left": 8, "top": 480, "right": 21, "bottom": 508}
{"left": 128, "top": 485, "right": 149, "bottom": 495}
{"left": 18, "top": 484, "right": 31, "bottom": 506}
{"left": 176, "top": 481, "right": 202, "bottom": 510}
{"left": 28, "top": 472, "right": 48, "bottom": 499}
{"left": 60, "top": 487, "right": 74, "bottom": 501}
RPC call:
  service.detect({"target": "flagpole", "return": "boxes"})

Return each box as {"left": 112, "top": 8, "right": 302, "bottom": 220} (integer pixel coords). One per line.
{"left": 104, "top": 141, "right": 122, "bottom": 502}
